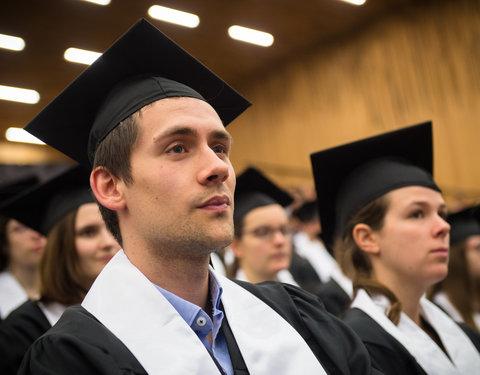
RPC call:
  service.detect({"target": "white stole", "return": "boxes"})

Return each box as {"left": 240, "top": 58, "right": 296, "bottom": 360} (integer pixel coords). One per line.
{"left": 37, "top": 301, "right": 68, "bottom": 326}
{"left": 83, "top": 250, "right": 327, "bottom": 375}
{"left": 0, "top": 270, "right": 28, "bottom": 318}
{"left": 352, "top": 289, "right": 480, "bottom": 374}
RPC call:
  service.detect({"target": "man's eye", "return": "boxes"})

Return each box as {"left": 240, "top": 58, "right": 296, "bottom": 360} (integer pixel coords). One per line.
{"left": 168, "top": 144, "right": 185, "bottom": 153}
{"left": 212, "top": 145, "right": 227, "bottom": 154}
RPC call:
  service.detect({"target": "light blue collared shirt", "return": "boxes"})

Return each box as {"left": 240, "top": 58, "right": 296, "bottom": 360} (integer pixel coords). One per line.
{"left": 154, "top": 270, "right": 233, "bottom": 375}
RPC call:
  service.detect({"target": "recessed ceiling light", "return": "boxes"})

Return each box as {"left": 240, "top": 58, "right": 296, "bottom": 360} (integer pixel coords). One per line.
{"left": 228, "top": 26, "right": 274, "bottom": 47}
{"left": 0, "top": 33, "right": 25, "bottom": 51}
{"left": 64, "top": 47, "right": 102, "bottom": 65}
{"left": 81, "top": 0, "right": 111, "bottom": 5}
{"left": 5, "top": 127, "right": 45, "bottom": 145}
{"left": 0, "top": 84, "right": 40, "bottom": 104}
{"left": 338, "top": 0, "right": 366, "bottom": 5}
{"left": 148, "top": 5, "right": 200, "bottom": 28}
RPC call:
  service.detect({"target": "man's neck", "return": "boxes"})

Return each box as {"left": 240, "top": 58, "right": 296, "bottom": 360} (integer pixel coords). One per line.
{"left": 125, "top": 247, "right": 211, "bottom": 310}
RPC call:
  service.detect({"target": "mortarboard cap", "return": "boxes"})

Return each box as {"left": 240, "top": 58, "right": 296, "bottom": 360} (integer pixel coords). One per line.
{"left": 448, "top": 205, "right": 480, "bottom": 245}
{"left": 0, "top": 175, "right": 39, "bottom": 204}
{"left": 234, "top": 167, "right": 293, "bottom": 223}
{"left": 310, "top": 122, "right": 440, "bottom": 248}
{"left": 24, "top": 18, "right": 251, "bottom": 168}
{"left": 0, "top": 166, "right": 94, "bottom": 236}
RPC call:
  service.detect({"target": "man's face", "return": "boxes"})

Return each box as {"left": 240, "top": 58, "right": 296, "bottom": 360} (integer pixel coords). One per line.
{"left": 119, "top": 97, "right": 235, "bottom": 258}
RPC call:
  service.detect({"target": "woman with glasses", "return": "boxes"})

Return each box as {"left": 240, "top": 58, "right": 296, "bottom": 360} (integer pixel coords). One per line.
{"left": 227, "top": 167, "right": 297, "bottom": 284}
{"left": 311, "top": 123, "right": 480, "bottom": 374}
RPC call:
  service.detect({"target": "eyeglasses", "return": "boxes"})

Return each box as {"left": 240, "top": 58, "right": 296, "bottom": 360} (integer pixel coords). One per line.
{"left": 242, "top": 225, "right": 293, "bottom": 241}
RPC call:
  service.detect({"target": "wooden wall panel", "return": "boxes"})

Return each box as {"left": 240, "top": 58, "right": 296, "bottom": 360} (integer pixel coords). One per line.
{"left": 229, "top": 0, "right": 480, "bottom": 206}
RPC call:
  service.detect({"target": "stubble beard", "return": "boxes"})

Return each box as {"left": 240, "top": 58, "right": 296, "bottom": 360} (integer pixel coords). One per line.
{"left": 146, "top": 212, "right": 234, "bottom": 260}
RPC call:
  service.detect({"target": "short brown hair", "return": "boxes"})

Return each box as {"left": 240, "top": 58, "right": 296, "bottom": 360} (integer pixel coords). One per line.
{"left": 40, "top": 208, "right": 86, "bottom": 305}
{"left": 92, "top": 112, "right": 140, "bottom": 246}
{"left": 335, "top": 194, "right": 404, "bottom": 324}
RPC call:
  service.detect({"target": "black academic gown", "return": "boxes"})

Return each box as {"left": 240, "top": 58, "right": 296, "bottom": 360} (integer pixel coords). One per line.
{"left": 19, "top": 281, "right": 379, "bottom": 375}
{"left": 288, "top": 249, "right": 323, "bottom": 295}
{"left": 343, "top": 307, "right": 480, "bottom": 375}
{"left": 0, "top": 300, "right": 51, "bottom": 375}
{"left": 316, "top": 279, "right": 352, "bottom": 317}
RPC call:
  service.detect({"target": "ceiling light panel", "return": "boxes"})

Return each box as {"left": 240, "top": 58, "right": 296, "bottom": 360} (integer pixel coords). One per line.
{"left": 228, "top": 26, "right": 274, "bottom": 47}
{"left": 148, "top": 5, "right": 200, "bottom": 28}
{"left": 0, "top": 33, "right": 25, "bottom": 51}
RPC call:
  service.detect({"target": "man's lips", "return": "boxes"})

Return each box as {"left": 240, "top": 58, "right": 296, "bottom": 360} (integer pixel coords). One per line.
{"left": 198, "top": 195, "right": 230, "bottom": 210}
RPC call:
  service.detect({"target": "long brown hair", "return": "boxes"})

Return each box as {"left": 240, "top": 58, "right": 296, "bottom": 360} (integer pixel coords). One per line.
{"left": 429, "top": 240, "right": 480, "bottom": 331}
{"left": 335, "top": 194, "right": 404, "bottom": 324}
{"left": 39, "top": 208, "right": 87, "bottom": 305}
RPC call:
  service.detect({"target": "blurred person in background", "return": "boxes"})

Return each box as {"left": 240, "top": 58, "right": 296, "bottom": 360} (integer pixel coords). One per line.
{"left": 0, "top": 177, "right": 45, "bottom": 320}
{"left": 0, "top": 166, "right": 120, "bottom": 374}
{"left": 227, "top": 167, "right": 298, "bottom": 285}
{"left": 429, "top": 205, "right": 480, "bottom": 332}
{"left": 289, "top": 200, "right": 353, "bottom": 313}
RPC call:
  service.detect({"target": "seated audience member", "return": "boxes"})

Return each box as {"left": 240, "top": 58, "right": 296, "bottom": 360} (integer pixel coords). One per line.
{"left": 18, "top": 19, "right": 378, "bottom": 374}
{"left": 0, "top": 166, "right": 120, "bottom": 374}
{"left": 289, "top": 200, "right": 353, "bottom": 313}
{"left": 311, "top": 122, "right": 480, "bottom": 374}
{"left": 429, "top": 205, "right": 480, "bottom": 332}
{"left": 0, "top": 177, "right": 45, "bottom": 320}
{"left": 227, "top": 167, "right": 297, "bottom": 285}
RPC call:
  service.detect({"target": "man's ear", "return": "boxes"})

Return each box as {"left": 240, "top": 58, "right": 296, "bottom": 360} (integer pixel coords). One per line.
{"left": 352, "top": 223, "right": 380, "bottom": 255}
{"left": 90, "top": 167, "right": 126, "bottom": 211}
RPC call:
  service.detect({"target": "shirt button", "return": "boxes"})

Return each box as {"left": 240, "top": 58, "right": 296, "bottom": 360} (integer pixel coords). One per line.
{"left": 196, "top": 316, "right": 207, "bottom": 327}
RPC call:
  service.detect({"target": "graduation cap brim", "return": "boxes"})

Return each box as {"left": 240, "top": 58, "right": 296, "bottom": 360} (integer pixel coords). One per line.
{"left": 0, "top": 166, "right": 94, "bottom": 236}
{"left": 310, "top": 122, "right": 437, "bottom": 248}
{"left": 234, "top": 167, "right": 293, "bottom": 222}
{"left": 448, "top": 205, "right": 480, "bottom": 245}
{"left": 24, "top": 18, "right": 251, "bottom": 168}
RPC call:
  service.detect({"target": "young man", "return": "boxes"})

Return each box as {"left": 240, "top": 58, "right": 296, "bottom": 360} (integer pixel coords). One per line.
{"left": 18, "top": 19, "right": 377, "bottom": 375}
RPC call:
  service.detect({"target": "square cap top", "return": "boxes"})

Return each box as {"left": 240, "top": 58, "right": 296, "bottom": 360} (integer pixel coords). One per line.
{"left": 234, "top": 167, "right": 293, "bottom": 223}
{"left": 0, "top": 166, "right": 94, "bottom": 236}
{"left": 310, "top": 122, "right": 439, "bottom": 248}
{"left": 25, "top": 19, "right": 251, "bottom": 168}
{"left": 448, "top": 205, "right": 480, "bottom": 245}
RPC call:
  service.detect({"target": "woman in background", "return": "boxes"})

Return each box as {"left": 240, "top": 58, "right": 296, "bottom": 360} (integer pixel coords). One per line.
{"left": 429, "top": 205, "right": 480, "bottom": 332}
{"left": 0, "top": 166, "right": 120, "bottom": 375}
{"left": 311, "top": 122, "right": 480, "bottom": 374}
{"left": 227, "top": 167, "right": 297, "bottom": 285}
{"left": 0, "top": 177, "right": 45, "bottom": 320}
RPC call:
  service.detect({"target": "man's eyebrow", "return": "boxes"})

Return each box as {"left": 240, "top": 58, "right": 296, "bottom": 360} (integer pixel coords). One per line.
{"left": 211, "top": 130, "right": 233, "bottom": 143}
{"left": 152, "top": 126, "right": 232, "bottom": 143}
{"left": 153, "top": 126, "right": 197, "bottom": 142}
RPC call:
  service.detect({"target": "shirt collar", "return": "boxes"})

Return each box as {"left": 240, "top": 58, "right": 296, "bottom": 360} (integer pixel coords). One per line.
{"left": 153, "top": 268, "right": 224, "bottom": 338}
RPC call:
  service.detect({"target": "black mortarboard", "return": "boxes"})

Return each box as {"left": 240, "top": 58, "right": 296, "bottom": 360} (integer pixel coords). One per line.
{"left": 24, "top": 18, "right": 251, "bottom": 168}
{"left": 310, "top": 122, "right": 440, "bottom": 248}
{"left": 0, "top": 175, "right": 39, "bottom": 204}
{"left": 234, "top": 167, "right": 293, "bottom": 223}
{"left": 0, "top": 166, "right": 94, "bottom": 236}
{"left": 448, "top": 205, "right": 480, "bottom": 245}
